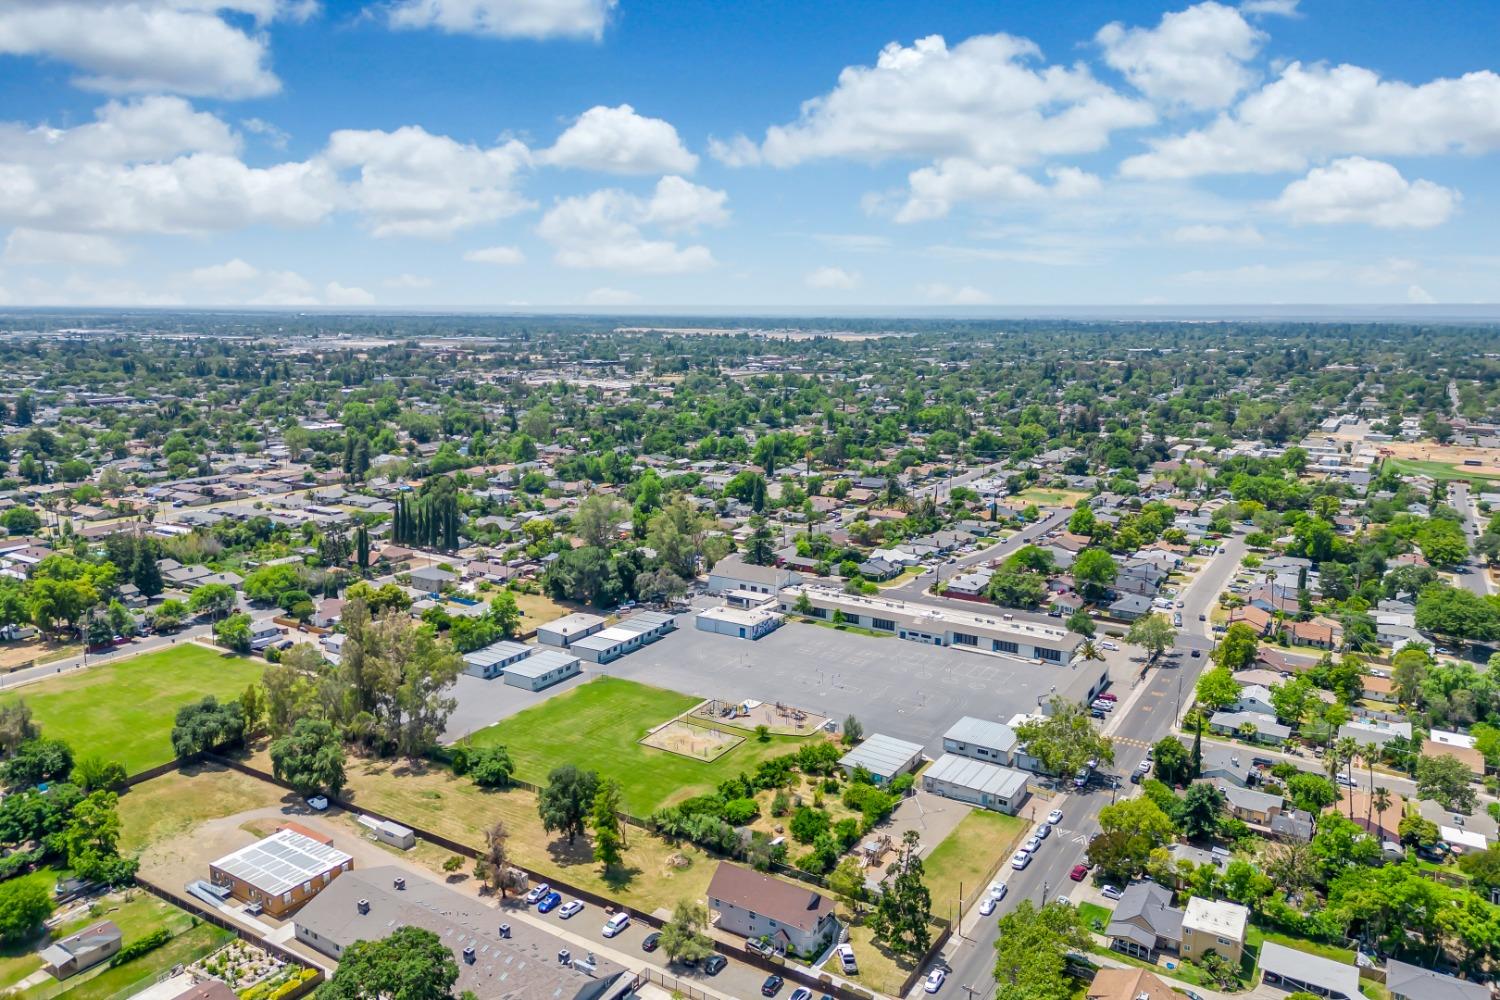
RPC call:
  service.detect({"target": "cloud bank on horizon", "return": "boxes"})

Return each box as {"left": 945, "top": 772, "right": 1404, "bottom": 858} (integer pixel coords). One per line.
{"left": 0, "top": 0, "right": 1496, "bottom": 309}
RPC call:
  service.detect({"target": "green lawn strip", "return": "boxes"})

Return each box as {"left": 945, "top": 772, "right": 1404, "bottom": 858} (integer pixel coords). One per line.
{"left": 1076, "top": 902, "right": 1113, "bottom": 933}
{"left": 0, "top": 645, "right": 263, "bottom": 774}
{"left": 922, "top": 810, "right": 1027, "bottom": 922}
{"left": 462, "top": 676, "right": 809, "bottom": 815}
{"left": 1245, "top": 924, "right": 1355, "bottom": 964}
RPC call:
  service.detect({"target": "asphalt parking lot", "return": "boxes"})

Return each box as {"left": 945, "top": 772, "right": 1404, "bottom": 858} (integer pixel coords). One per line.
{"left": 592, "top": 615, "right": 1133, "bottom": 755}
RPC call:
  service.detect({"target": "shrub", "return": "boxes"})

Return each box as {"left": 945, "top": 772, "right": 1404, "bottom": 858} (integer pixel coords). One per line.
{"left": 790, "top": 806, "right": 830, "bottom": 844}
{"left": 722, "top": 798, "right": 759, "bottom": 826}
{"left": 109, "top": 929, "right": 172, "bottom": 967}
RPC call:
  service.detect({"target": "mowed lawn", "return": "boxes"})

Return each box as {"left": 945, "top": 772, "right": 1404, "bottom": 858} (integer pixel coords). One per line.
{"left": 463, "top": 676, "right": 808, "bottom": 816}
{"left": 0, "top": 644, "right": 263, "bottom": 775}
{"left": 922, "top": 809, "right": 1027, "bottom": 923}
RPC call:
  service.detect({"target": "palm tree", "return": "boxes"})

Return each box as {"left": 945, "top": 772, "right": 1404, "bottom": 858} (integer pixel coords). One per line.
{"left": 1372, "top": 786, "right": 1392, "bottom": 837}
{"left": 1079, "top": 640, "right": 1105, "bottom": 662}
{"left": 1335, "top": 737, "right": 1361, "bottom": 820}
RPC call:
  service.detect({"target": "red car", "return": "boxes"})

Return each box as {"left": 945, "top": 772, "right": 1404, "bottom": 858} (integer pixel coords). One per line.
{"left": 1069, "top": 863, "right": 1089, "bottom": 882}
{"left": 1097, "top": 692, "right": 1117, "bottom": 702}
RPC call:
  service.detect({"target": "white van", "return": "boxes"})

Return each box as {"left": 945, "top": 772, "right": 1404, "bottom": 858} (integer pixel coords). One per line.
{"left": 602, "top": 912, "right": 630, "bottom": 938}
{"left": 836, "top": 943, "right": 858, "bottom": 974}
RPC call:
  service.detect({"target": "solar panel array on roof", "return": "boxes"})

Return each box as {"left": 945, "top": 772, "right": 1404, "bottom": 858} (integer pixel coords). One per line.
{"left": 211, "top": 829, "right": 352, "bottom": 896}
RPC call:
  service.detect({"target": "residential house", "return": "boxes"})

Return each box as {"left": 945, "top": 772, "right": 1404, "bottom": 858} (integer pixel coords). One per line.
{"left": 1385, "top": 959, "right": 1490, "bottom": 1000}
{"left": 40, "top": 922, "right": 122, "bottom": 980}
{"left": 1180, "top": 897, "right": 1248, "bottom": 966}
{"left": 1214, "top": 780, "right": 1284, "bottom": 826}
{"left": 1208, "top": 710, "right": 1290, "bottom": 745}
{"left": 1108, "top": 593, "right": 1154, "bottom": 621}
{"left": 1231, "top": 684, "right": 1277, "bottom": 718}
{"left": 1289, "top": 616, "right": 1343, "bottom": 650}
{"left": 705, "top": 863, "right": 840, "bottom": 957}
{"left": 1193, "top": 743, "right": 1254, "bottom": 788}
{"left": 1259, "top": 941, "right": 1360, "bottom": 1000}
{"left": 1364, "top": 674, "right": 1397, "bottom": 704}
{"left": 707, "top": 554, "right": 799, "bottom": 597}
{"left": 1226, "top": 605, "right": 1273, "bottom": 636}
{"left": 1339, "top": 718, "right": 1413, "bottom": 749}
{"left": 1106, "top": 882, "right": 1182, "bottom": 959}
{"left": 1085, "top": 968, "right": 1187, "bottom": 1000}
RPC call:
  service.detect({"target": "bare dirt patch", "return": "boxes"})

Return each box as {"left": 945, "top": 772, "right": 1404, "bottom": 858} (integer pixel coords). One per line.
{"left": 639, "top": 718, "right": 743, "bottom": 761}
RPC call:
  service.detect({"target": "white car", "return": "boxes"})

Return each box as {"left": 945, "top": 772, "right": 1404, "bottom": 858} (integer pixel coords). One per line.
{"left": 979, "top": 896, "right": 996, "bottom": 916}
{"left": 1100, "top": 641, "right": 1119, "bottom": 651}
{"left": 524, "top": 883, "right": 552, "bottom": 905}
{"left": 1047, "top": 809, "right": 1064, "bottom": 825}
{"left": 988, "top": 881, "right": 1007, "bottom": 901}
{"left": 1010, "top": 851, "right": 1031, "bottom": 870}
{"left": 924, "top": 968, "right": 947, "bottom": 994}
{"left": 1023, "top": 836, "right": 1043, "bottom": 854}
{"left": 1055, "top": 895, "right": 1072, "bottom": 907}
{"left": 602, "top": 912, "right": 630, "bottom": 937}
{"left": 1101, "top": 884, "right": 1123, "bottom": 900}
{"left": 1036, "top": 823, "right": 1051, "bottom": 839}
{"left": 305, "top": 795, "right": 329, "bottom": 811}
{"left": 558, "top": 900, "right": 584, "bottom": 919}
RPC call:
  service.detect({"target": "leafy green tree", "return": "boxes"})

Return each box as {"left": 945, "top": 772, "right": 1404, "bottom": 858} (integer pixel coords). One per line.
{"left": 1126, "top": 613, "right": 1177, "bottom": 659}
{"left": 660, "top": 901, "right": 715, "bottom": 964}
{"left": 213, "top": 611, "right": 253, "bottom": 652}
{"left": 130, "top": 541, "right": 164, "bottom": 599}
{"left": 1215, "top": 622, "right": 1260, "bottom": 670}
{"left": 0, "top": 878, "right": 52, "bottom": 943}
{"left": 270, "top": 718, "right": 347, "bottom": 797}
{"left": 1014, "top": 696, "right": 1114, "bottom": 779}
{"left": 170, "top": 696, "right": 246, "bottom": 759}
{"left": 0, "top": 507, "right": 41, "bottom": 536}
{"left": 1195, "top": 666, "right": 1240, "bottom": 712}
{"left": 1416, "top": 753, "right": 1478, "bottom": 812}
{"left": 1150, "top": 738, "right": 1192, "bottom": 786}
{"left": 2, "top": 737, "right": 72, "bottom": 789}
{"left": 537, "top": 765, "right": 599, "bottom": 845}
{"left": 1286, "top": 773, "right": 1338, "bottom": 814}
{"left": 1180, "top": 782, "right": 1225, "bottom": 840}
{"left": 993, "top": 899, "right": 1087, "bottom": 1000}
{"left": 744, "top": 515, "right": 776, "bottom": 566}
{"left": 70, "top": 755, "right": 127, "bottom": 793}
{"left": 319, "top": 926, "right": 458, "bottom": 1000}
{"left": 1269, "top": 675, "right": 1315, "bottom": 728}
{"left": 1066, "top": 609, "right": 1095, "bottom": 637}
{"left": 590, "top": 778, "right": 626, "bottom": 869}
{"left": 188, "top": 582, "right": 237, "bottom": 620}
{"left": 869, "top": 830, "right": 931, "bottom": 960}
{"left": 468, "top": 745, "right": 515, "bottom": 788}
{"left": 1071, "top": 547, "right": 1117, "bottom": 599}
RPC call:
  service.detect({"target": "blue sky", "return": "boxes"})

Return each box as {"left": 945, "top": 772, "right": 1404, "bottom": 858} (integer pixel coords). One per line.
{"left": 1, "top": 0, "right": 1498, "bottom": 310}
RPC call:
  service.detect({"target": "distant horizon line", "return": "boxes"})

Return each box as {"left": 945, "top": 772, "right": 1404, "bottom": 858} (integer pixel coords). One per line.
{"left": 3, "top": 303, "right": 1500, "bottom": 322}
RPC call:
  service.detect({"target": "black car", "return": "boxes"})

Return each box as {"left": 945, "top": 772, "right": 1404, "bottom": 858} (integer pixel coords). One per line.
{"left": 641, "top": 931, "right": 661, "bottom": 953}
{"left": 704, "top": 955, "right": 727, "bottom": 975}
{"left": 762, "top": 974, "right": 785, "bottom": 996}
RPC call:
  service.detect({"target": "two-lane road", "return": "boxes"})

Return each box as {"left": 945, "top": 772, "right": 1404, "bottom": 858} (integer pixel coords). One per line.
{"left": 916, "top": 535, "right": 1246, "bottom": 999}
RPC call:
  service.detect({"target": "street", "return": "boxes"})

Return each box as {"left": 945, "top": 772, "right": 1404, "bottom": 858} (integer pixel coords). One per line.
{"left": 912, "top": 534, "right": 1247, "bottom": 999}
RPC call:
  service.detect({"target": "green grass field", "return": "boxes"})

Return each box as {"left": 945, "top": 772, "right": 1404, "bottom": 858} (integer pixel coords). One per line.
{"left": 0, "top": 644, "right": 264, "bottom": 775}
{"left": 1383, "top": 457, "right": 1500, "bottom": 483}
{"left": 922, "top": 810, "right": 1027, "bottom": 922}
{"left": 463, "top": 676, "right": 810, "bottom": 815}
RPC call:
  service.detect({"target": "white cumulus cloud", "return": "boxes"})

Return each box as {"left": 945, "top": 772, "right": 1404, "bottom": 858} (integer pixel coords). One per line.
{"left": 1271, "top": 157, "right": 1459, "bottom": 228}
{"left": 538, "top": 176, "right": 727, "bottom": 274}
{"left": 805, "top": 266, "right": 860, "bottom": 290}
{"left": 323, "top": 125, "right": 532, "bottom": 238}
{"left": 0, "top": 1, "right": 295, "bottom": 99}
{"left": 463, "top": 245, "right": 525, "bottom": 265}
{"left": 1123, "top": 62, "right": 1500, "bottom": 179}
{"left": 919, "top": 283, "right": 993, "bottom": 305}
{"left": 1097, "top": 2, "right": 1264, "bottom": 110}
{"left": 3, "top": 228, "right": 128, "bottom": 265}
{"left": 542, "top": 104, "right": 697, "bottom": 175}
{"left": 388, "top": 0, "right": 615, "bottom": 40}
{"left": 325, "top": 281, "right": 375, "bottom": 305}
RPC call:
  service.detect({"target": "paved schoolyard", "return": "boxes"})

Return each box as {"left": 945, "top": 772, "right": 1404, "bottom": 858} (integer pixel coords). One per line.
{"left": 440, "top": 668, "right": 592, "bottom": 742}
{"left": 590, "top": 616, "right": 1125, "bottom": 755}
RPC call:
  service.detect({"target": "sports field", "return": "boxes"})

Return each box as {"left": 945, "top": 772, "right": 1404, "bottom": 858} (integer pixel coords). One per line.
{"left": 0, "top": 644, "right": 264, "bottom": 775}
{"left": 1383, "top": 456, "right": 1500, "bottom": 483}
{"left": 463, "top": 676, "right": 809, "bottom": 815}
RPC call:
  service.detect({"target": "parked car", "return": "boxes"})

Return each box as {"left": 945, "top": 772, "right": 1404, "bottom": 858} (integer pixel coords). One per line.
{"left": 1074, "top": 767, "right": 1091, "bottom": 788}
{"left": 1069, "top": 863, "right": 1089, "bottom": 882}
{"left": 1047, "top": 808, "right": 1064, "bottom": 825}
{"left": 1091, "top": 699, "right": 1115, "bottom": 712}
{"left": 988, "top": 881, "right": 1007, "bottom": 901}
{"left": 1100, "top": 641, "right": 1119, "bottom": 650}
{"left": 525, "top": 883, "right": 552, "bottom": 905}
{"left": 1055, "top": 894, "right": 1071, "bottom": 906}
{"left": 1010, "top": 851, "right": 1031, "bottom": 870}
{"left": 1136, "top": 760, "right": 1151, "bottom": 774}
{"left": 536, "top": 891, "right": 562, "bottom": 913}
{"left": 761, "top": 974, "right": 784, "bottom": 996}
{"left": 602, "top": 912, "right": 630, "bottom": 937}
{"left": 835, "top": 943, "right": 858, "bottom": 975}
{"left": 1097, "top": 692, "right": 1117, "bottom": 702}
{"left": 1190, "top": 649, "right": 1201, "bottom": 657}
{"left": 1101, "top": 885, "right": 1123, "bottom": 900}
{"left": 642, "top": 931, "right": 661, "bottom": 952}
{"left": 789, "top": 989, "right": 813, "bottom": 1000}
{"left": 305, "top": 795, "right": 329, "bottom": 811}
{"left": 1023, "top": 836, "right": 1042, "bottom": 854}
{"left": 924, "top": 968, "right": 947, "bottom": 994}
{"left": 703, "top": 955, "right": 727, "bottom": 975}
{"left": 1036, "top": 823, "right": 1051, "bottom": 839}
{"left": 979, "top": 896, "right": 996, "bottom": 916}
{"left": 558, "top": 900, "right": 584, "bottom": 919}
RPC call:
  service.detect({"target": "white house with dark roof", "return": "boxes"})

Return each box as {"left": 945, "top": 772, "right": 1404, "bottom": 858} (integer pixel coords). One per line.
{"left": 705, "top": 862, "right": 840, "bottom": 957}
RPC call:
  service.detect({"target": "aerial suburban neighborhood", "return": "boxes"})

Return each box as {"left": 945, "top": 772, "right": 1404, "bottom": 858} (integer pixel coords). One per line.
{"left": 1, "top": 314, "right": 1499, "bottom": 1000}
